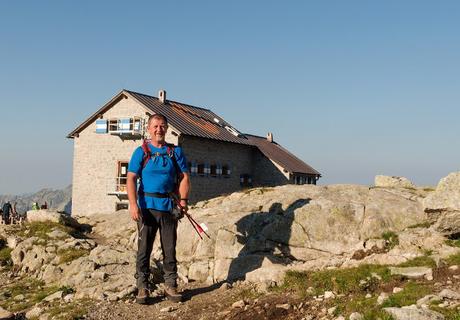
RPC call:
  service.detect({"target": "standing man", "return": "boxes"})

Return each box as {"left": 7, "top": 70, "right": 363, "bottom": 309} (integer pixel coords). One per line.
{"left": 127, "top": 114, "right": 190, "bottom": 305}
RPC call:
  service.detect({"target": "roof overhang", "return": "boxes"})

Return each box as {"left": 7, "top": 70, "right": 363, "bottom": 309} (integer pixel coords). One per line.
{"left": 67, "top": 90, "right": 157, "bottom": 139}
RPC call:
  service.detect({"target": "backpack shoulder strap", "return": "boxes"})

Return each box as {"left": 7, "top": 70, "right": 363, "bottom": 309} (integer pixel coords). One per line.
{"left": 141, "top": 140, "right": 151, "bottom": 168}
{"left": 166, "top": 143, "right": 175, "bottom": 158}
{"left": 166, "top": 144, "right": 183, "bottom": 187}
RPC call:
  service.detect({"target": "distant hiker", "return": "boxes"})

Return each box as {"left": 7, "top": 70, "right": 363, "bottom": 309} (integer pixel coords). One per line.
{"left": 127, "top": 113, "right": 190, "bottom": 305}
{"left": 32, "top": 202, "right": 39, "bottom": 210}
{"left": 41, "top": 201, "right": 48, "bottom": 210}
{"left": 2, "top": 201, "right": 12, "bottom": 225}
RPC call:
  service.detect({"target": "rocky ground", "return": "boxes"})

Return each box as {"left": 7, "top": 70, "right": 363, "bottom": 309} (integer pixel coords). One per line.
{"left": 1, "top": 172, "right": 460, "bottom": 320}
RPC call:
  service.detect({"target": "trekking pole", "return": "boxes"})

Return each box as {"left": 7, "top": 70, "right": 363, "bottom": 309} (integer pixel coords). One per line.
{"left": 171, "top": 194, "right": 210, "bottom": 239}
{"left": 184, "top": 212, "right": 210, "bottom": 239}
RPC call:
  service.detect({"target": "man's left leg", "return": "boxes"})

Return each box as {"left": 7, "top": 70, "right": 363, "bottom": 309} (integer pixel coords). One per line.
{"left": 159, "top": 213, "right": 181, "bottom": 302}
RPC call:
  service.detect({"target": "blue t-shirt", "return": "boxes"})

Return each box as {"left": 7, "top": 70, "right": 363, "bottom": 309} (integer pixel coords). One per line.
{"left": 128, "top": 144, "right": 188, "bottom": 212}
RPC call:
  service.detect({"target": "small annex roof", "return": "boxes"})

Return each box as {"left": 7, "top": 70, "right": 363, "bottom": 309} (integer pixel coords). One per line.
{"left": 245, "top": 134, "right": 321, "bottom": 176}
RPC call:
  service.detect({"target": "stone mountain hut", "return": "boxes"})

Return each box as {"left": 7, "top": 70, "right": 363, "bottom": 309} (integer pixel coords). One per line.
{"left": 67, "top": 89, "right": 321, "bottom": 216}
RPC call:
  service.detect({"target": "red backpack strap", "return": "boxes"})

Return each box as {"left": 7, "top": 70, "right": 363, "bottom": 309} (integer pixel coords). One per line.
{"left": 141, "top": 140, "right": 151, "bottom": 168}
{"left": 166, "top": 143, "right": 175, "bottom": 158}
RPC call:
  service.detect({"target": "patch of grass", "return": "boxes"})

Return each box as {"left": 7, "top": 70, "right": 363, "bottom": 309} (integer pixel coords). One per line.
{"left": 407, "top": 222, "right": 432, "bottom": 229}
{"left": 381, "top": 231, "right": 399, "bottom": 250}
{"left": 57, "top": 248, "right": 90, "bottom": 264}
{"left": 283, "top": 264, "right": 392, "bottom": 297}
{"left": 237, "top": 286, "right": 261, "bottom": 301}
{"left": 430, "top": 304, "right": 460, "bottom": 320}
{"left": 16, "top": 221, "right": 74, "bottom": 240}
{"left": 446, "top": 239, "right": 460, "bottom": 248}
{"left": 333, "top": 295, "right": 395, "bottom": 320}
{"left": 382, "top": 281, "right": 432, "bottom": 308}
{"left": 0, "top": 278, "right": 62, "bottom": 312}
{"left": 445, "top": 252, "right": 460, "bottom": 266}
{"left": 397, "top": 255, "right": 437, "bottom": 268}
{"left": 423, "top": 187, "right": 436, "bottom": 192}
{"left": 0, "top": 247, "right": 13, "bottom": 268}
{"left": 46, "top": 299, "right": 89, "bottom": 320}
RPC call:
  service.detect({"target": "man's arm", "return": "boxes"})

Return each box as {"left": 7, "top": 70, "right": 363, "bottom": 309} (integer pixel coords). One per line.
{"left": 178, "top": 172, "right": 191, "bottom": 212}
{"left": 127, "top": 172, "right": 140, "bottom": 221}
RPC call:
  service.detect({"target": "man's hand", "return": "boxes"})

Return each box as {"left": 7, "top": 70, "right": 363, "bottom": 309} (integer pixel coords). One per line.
{"left": 130, "top": 204, "right": 141, "bottom": 221}
{"left": 179, "top": 200, "right": 188, "bottom": 215}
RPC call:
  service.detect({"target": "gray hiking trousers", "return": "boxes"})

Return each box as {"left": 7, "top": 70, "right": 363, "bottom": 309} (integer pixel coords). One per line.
{"left": 135, "top": 208, "right": 178, "bottom": 289}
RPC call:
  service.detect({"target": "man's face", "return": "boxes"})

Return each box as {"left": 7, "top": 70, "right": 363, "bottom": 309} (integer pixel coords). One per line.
{"left": 148, "top": 118, "right": 168, "bottom": 144}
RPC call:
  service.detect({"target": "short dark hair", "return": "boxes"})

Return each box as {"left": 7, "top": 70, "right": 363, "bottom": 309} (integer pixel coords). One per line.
{"left": 148, "top": 113, "right": 168, "bottom": 126}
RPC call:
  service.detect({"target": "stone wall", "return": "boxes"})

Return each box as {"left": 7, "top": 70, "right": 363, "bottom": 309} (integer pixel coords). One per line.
{"left": 179, "top": 135, "right": 255, "bottom": 203}
{"left": 251, "top": 149, "right": 290, "bottom": 187}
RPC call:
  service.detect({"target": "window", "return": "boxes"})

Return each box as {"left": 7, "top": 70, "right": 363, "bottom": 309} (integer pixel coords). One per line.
{"left": 116, "top": 202, "right": 129, "bottom": 211}
{"left": 107, "top": 117, "right": 143, "bottom": 135}
{"left": 240, "top": 174, "right": 252, "bottom": 187}
{"left": 222, "top": 165, "right": 231, "bottom": 176}
{"left": 197, "top": 164, "right": 205, "bottom": 175}
{"left": 210, "top": 164, "right": 217, "bottom": 176}
{"left": 117, "top": 161, "right": 129, "bottom": 192}
{"left": 190, "top": 161, "right": 198, "bottom": 175}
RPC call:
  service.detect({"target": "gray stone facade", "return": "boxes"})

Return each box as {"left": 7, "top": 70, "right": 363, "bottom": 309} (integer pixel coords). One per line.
{"left": 70, "top": 94, "right": 316, "bottom": 216}
{"left": 179, "top": 135, "right": 254, "bottom": 202}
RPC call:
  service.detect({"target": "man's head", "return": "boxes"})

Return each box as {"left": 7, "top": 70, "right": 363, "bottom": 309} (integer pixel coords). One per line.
{"left": 147, "top": 114, "right": 168, "bottom": 145}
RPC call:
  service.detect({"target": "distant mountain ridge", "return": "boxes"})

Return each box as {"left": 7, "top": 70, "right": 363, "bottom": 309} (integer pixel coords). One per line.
{"left": 0, "top": 185, "right": 72, "bottom": 214}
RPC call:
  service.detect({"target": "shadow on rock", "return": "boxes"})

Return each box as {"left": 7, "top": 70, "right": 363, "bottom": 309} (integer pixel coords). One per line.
{"left": 227, "top": 199, "right": 310, "bottom": 282}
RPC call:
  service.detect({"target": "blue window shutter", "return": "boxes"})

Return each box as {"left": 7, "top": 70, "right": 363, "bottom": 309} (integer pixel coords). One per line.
{"left": 216, "top": 163, "right": 222, "bottom": 177}
{"left": 191, "top": 161, "right": 197, "bottom": 176}
{"left": 96, "top": 119, "right": 107, "bottom": 133}
{"left": 120, "top": 118, "right": 130, "bottom": 131}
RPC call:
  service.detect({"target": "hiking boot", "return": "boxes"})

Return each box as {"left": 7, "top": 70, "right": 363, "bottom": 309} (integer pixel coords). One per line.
{"left": 136, "top": 288, "right": 149, "bottom": 305}
{"left": 164, "top": 286, "right": 182, "bottom": 303}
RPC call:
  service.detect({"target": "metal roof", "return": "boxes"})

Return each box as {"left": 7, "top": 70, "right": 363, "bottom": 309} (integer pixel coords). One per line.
{"left": 246, "top": 134, "right": 321, "bottom": 176}
{"left": 125, "top": 90, "right": 253, "bottom": 145}
{"left": 67, "top": 89, "right": 320, "bottom": 176}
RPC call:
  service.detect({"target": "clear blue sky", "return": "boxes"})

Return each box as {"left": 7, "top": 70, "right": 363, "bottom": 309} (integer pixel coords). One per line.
{"left": 1, "top": 1, "right": 459, "bottom": 195}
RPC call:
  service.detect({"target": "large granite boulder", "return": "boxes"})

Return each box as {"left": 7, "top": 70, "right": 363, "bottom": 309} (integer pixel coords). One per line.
{"left": 27, "top": 209, "right": 79, "bottom": 228}
{"left": 375, "top": 175, "right": 416, "bottom": 189}
{"left": 175, "top": 183, "right": 429, "bottom": 283}
{"left": 423, "top": 172, "right": 460, "bottom": 235}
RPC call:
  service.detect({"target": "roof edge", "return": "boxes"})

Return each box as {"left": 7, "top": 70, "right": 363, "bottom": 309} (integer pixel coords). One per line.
{"left": 124, "top": 89, "right": 212, "bottom": 112}
{"left": 67, "top": 90, "right": 132, "bottom": 139}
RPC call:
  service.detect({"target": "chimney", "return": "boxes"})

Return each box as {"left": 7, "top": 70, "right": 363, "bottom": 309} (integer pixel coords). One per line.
{"left": 267, "top": 132, "right": 273, "bottom": 143}
{"left": 158, "top": 89, "right": 166, "bottom": 103}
